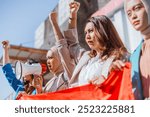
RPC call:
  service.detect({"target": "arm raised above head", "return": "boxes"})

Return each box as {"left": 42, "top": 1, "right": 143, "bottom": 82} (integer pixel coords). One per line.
{"left": 2, "top": 40, "right": 10, "bottom": 66}
{"left": 49, "top": 12, "right": 64, "bottom": 42}
{"left": 49, "top": 12, "right": 75, "bottom": 79}
{"left": 68, "top": 1, "right": 80, "bottom": 29}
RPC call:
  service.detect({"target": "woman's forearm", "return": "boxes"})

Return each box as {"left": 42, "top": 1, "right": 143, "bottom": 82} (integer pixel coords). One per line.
{"left": 3, "top": 48, "right": 10, "bottom": 65}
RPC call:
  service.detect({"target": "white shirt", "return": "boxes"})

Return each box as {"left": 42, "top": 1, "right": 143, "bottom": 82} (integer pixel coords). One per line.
{"left": 78, "top": 54, "right": 103, "bottom": 86}
{"left": 78, "top": 54, "right": 114, "bottom": 86}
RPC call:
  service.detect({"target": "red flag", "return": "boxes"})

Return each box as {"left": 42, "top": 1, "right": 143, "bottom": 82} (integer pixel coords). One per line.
{"left": 19, "top": 62, "right": 134, "bottom": 100}
{"left": 40, "top": 63, "right": 47, "bottom": 74}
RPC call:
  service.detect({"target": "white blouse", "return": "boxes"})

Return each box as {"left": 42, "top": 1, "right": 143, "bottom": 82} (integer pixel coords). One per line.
{"left": 78, "top": 54, "right": 114, "bottom": 86}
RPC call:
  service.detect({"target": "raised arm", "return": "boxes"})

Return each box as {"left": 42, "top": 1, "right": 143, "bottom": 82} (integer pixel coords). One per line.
{"left": 68, "top": 1, "right": 80, "bottom": 29}
{"left": 49, "top": 12, "right": 75, "bottom": 79}
{"left": 1, "top": 40, "right": 24, "bottom": 93}
{"left": 2, "top": 40, "right": 10, "bottom": 65}
{"left": 64, "top": 1, "right": 85, "bottom": 63}
{"left": 49, "top": 12, "right": 64, "bottom": 41}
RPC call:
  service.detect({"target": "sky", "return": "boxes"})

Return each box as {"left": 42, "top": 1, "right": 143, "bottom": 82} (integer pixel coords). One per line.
{"left": 0, "top": 0, "right": 59, "bottom": 99}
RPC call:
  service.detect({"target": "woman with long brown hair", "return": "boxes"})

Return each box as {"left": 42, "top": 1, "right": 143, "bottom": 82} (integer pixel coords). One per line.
{"left": 70, "top": 15, "right": 127, "bottom": 86}
{"left": 49, "top": 1, "right": 128, "bottom": 87}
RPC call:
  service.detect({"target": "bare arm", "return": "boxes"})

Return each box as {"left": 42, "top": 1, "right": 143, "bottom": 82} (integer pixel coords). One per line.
{"left": 2, "top": 40, "right": 10, "bottom": 66}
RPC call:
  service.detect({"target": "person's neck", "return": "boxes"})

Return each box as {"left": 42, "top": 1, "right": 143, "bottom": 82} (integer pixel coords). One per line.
{"left": 95, "top": 48, "right": 103, "bottom": 55}
{"left": 141, "top": 25, "right": 150, "bottom": 40}
{"left": 53, "top": 65, "right": 63, "bottom": 76}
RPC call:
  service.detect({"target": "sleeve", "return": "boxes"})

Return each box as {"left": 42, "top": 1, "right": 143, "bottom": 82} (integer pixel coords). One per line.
{"left": 2, "top": 63, "right": 24, "bottom": 92}
{"left": 63, "top": 28, "right": 86, "bottom": 63}
{"left": 56, "top": 39, "right": 75, "bottom": 79}
{"left": 57, "top": 73, "right": 69, "bottom": 91}
{"left": 64, "top": 28, "right": 79, "bottom": 45}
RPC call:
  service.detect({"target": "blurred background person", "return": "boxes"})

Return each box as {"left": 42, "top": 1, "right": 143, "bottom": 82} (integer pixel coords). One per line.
{"left": 2, "top": 40, "right": 43, "bottom": 99}
{"left": 125, "top": 0, "right": 150, "bottom": 99}
{"left": 112, "top": 0, "right": 150, "bottom": 100}
{"left": 42, "top": 46, "right": 72, "bottom": 93}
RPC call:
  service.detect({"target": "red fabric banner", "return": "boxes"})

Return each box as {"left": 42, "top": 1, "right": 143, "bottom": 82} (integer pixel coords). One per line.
{"left": 19, "top": 62, "right": 134, "bottom": 100}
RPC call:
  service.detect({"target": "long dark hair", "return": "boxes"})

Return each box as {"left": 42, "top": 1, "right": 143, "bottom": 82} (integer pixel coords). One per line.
{"left": 86, "top": 15, "right": 128, "bottom": 60}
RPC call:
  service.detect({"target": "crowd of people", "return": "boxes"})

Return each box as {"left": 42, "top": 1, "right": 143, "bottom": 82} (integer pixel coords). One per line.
{"left": 1, "top": 0, "right": 150, "bottom": 100}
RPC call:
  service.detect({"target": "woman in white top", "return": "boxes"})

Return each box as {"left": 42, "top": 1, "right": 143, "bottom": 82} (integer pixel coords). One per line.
{"left": 49, "top": 1, "right": 128, "bottom": 87}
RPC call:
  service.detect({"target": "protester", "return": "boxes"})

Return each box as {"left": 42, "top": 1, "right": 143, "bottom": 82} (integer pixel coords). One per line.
{"left": 42, "top": 46, "right": 74, "bottom": 93}
{"left": 125, "top": 0, "right": 150, "bottom": 99}
{"left": 49, "top": 1, "right": 128, "bottom": 87}
{"left": 2, "top": 40, "right": 43, "bottom": 99}
{"left": 111, "top": 0, "right": 150, "bottom": 99}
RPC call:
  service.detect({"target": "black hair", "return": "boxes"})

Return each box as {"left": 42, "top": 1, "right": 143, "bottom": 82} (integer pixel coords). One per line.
{"left": 26, "top": 59, "right": 39, "bottom": 65}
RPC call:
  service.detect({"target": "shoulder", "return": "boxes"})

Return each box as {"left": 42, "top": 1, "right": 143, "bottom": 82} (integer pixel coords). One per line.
{"left": 81, "top": 51, "right": 90, "bottom": 57}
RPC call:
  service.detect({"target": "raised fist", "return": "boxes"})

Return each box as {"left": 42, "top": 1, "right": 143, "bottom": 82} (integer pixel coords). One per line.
{"left": 69, "top": 1, "right": 80, "bottom": 14}
{"left": 2, "top": 40, "right": 10, "bottom": 49}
